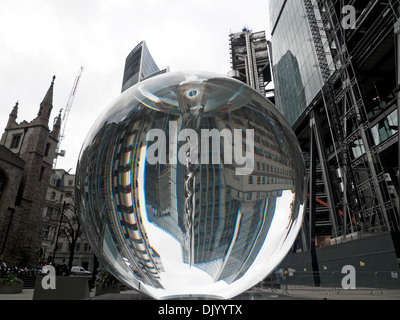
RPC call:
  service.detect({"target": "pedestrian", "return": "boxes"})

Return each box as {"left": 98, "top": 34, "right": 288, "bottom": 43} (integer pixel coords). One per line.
{"left": 55, "top": 263, "right": 60, "bottom": 276}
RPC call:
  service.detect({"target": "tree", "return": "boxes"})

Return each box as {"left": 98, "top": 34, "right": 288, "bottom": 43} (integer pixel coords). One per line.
{"left": 56, "top": 196, "right": 84, "bottom": 270}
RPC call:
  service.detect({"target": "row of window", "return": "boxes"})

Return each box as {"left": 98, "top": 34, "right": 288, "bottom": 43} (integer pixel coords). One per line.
{"left": 256, "top": 161, "right": 292, "bottom": 176}
{"left": 41, "top": 228, "right": 90, "bottom": 252}
{"left": 48, "top": 190, "right": 73, "bottom": 202}
{"left": 10, "top": 133, "right": 52, "bottom": 157}
{"left": 51, "top": 178, "right": 74, "bottom": 187}
{"left": 325, "top": 109, "right": 398, "bottom": 159}
{"left": 54, "top": 242, "right": 91, "bottom": 253}
{"left": 248, "top": 175, "right": 293, "bottom": 186}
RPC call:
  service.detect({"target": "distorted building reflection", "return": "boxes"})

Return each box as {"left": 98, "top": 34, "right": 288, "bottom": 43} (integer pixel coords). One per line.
{"left": 75, "top": 72, "right": 305, "bottom": 297}
{"left": 77, "top": 107, "right": 166, "bottom": 288}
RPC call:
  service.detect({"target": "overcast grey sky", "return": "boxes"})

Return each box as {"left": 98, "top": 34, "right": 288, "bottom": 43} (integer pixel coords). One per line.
{"left": 0, "top": 0, "right": 271, "bottom": 173}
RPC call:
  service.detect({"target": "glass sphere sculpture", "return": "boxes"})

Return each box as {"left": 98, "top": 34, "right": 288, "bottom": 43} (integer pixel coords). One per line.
{"left": 75, "top": 71, "right": 306, "bottom": 300}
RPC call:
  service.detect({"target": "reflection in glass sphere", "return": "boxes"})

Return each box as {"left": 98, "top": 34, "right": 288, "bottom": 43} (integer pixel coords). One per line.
{"left": 75, "top": 71, "right": 306, "bottom": 300}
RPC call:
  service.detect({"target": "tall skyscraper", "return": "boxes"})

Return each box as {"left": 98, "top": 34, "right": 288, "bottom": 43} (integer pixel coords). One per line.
{"left": 269, "top": 0, "right": 400, "bottom": 286}
{"left": 228, "top": 28, "right": 273, "bottom": 97}
{"left": 121, "top": 41, "right": 168, "bottom": 93}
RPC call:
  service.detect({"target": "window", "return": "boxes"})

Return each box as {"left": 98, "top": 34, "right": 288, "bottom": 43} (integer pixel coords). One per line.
{"left": 44, "top": 143, "right": 51, "bottom": 157}
{"left": 39, "top": 167, "right": 45, "bottom": 181}
{"left": 10, "top": 134, "right": 22, "bottom": 149}
{"left": 41, "top": 227, "right": 50, "bottom": 239}
{"left": 46, "top": 207, "right": 54, "bottom": 219}
{"left": 371, "top": 110, "right": 398, "bottom": 146}
{"left": 55, "top": 243, "right": 63, "bottom": 252}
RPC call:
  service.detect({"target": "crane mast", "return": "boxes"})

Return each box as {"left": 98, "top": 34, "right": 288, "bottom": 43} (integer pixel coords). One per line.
{"left": 53, "top": 66, "right": 84, "bottom": 168}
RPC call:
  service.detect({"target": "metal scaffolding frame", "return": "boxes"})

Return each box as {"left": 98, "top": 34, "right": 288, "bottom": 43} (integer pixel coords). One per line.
{"left": 229, "top": 29, "right": 272, "bottom": 96}
{"left": 303, "top": 0, "right": 400, "bottom": 237}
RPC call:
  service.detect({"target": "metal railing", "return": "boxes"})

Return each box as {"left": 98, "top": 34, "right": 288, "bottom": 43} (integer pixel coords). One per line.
{"left": 276, "top": 271, "right": 400, "bottom": 294}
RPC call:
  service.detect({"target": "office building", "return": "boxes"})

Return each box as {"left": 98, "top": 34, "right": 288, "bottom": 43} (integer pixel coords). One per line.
{"left": 269, "top": 0, "right": 400, "bottom": 287}
{"left": 121, "top": 40, "right": 168, "bottom": 93}
{"left": 40, "top": 169, "right": 95, "bottom": 271}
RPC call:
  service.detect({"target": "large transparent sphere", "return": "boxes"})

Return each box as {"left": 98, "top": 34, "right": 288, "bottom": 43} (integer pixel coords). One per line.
{"left": 76, "top": 71, "right": 306, "bottom": 299}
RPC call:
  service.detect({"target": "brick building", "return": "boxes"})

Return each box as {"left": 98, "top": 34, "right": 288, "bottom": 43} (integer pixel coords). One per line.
{"left": 0, "top": 145, "right": 25, "bottom": 265}
{"left": 0, "top": 77, "right": 61, "bottom": 267}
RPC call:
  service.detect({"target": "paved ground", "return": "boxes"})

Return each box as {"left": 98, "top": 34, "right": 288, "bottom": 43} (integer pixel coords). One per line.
{"left": 1, "top": 288, "right": 400, "bottom": 300}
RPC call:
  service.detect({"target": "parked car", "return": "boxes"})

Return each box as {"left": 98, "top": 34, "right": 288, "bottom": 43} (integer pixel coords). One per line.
{"left": 71, "top": 266, "right": 91, "bottom": 276}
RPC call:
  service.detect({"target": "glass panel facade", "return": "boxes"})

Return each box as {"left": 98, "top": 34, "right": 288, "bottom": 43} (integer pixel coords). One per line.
{"left": 140, "top": 42, "right": 160, "bottom": 82}
{"left": 122, "top": 41, "right": 164, "bottom": 93}
{"left": 269, "top": 0, "right": 286, "bottom": 31}
{"left": 269, "top": 0, "right": 324, "bottom": 125}
{"left": 371, "top": 109, "right": 398, "bottom": 146}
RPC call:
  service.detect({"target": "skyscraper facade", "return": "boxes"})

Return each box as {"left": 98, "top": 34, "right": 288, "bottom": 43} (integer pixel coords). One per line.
{"left": 121, "top": 41, "right": 168, "bottom": 93}
{"left": 270, "top": 0, "right": 324, "bottom": 126}
{"left": 269, "top": 0, "right": 400, "bottom": 285}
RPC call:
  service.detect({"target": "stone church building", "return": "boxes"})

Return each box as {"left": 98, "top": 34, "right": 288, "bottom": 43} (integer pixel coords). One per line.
{"left": 0, "top": 76, "right": 61, "bottom": 267}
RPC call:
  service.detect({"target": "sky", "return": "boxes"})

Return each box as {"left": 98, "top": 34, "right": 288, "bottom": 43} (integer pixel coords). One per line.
{"left": 0, "top": 0, "right": 271, "bottom": 174}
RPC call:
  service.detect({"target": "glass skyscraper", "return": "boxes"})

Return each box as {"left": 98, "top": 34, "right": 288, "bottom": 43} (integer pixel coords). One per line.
{"left": 270, "top": 0, "right": 326, "bottom": 126}
{"left": 121, "top": 41, "right": 168, "bottom": 93}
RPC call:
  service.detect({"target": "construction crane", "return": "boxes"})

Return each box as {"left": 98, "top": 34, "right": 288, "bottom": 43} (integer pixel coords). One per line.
{"left": 53, "top": 66, "right": 84, "bottom": 168}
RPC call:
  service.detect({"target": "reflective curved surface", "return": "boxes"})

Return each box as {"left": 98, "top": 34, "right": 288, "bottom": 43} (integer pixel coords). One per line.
{"left": 75, "top": 71, "right": 306, "bottom": 300}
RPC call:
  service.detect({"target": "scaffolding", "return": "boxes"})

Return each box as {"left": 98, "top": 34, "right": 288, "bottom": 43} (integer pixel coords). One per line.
{"left": 229, "top": 28, "right": 272, "bottom": 96}
{"left": 303, "top": 0, "right": 399, "bottom": 236}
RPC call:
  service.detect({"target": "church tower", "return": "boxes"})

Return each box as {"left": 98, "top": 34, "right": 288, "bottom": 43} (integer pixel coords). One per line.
{"left": 0, "top": 76, "right": 62, "bottom": 267}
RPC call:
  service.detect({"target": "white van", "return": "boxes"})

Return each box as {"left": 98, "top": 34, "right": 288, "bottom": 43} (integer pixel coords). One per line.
{"left": 71, "top": 266, "right": 91, "bottom": 276}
